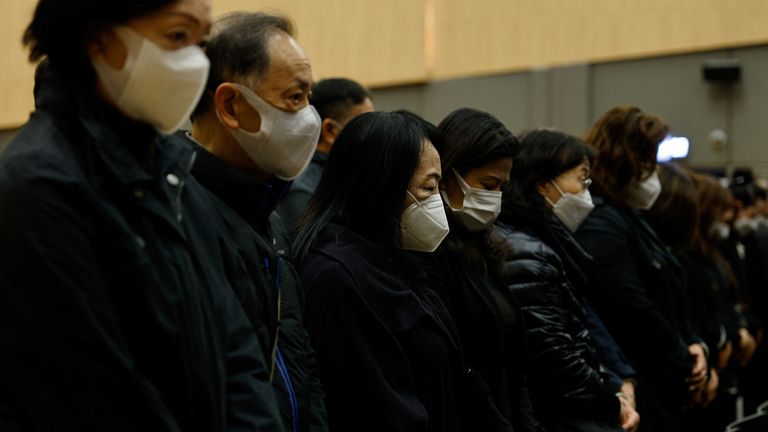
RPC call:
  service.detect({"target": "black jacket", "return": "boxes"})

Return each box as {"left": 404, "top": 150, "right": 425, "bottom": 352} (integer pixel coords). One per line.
{"left": 166, "top": 132, "right": 327, "bottom": 432}
{"left": 299, "top": 223, "right": 511, "bottom": 432}
{"left": 575, "top": 199, "right": 696, "bottom": 431}
{"left": 417, "top": 221, "right": 535, "bottom": 432}
{"left": 0, "top": 64, "right": 281, "bottom": 431}
{"left": 680, "top": 249, "right": 745, "bottom": 365}
{"left": 276, "top": 151, "right": 327, "bottom": 232}
{"left": 490, "top": 220, "right": 621, "bottom": 428}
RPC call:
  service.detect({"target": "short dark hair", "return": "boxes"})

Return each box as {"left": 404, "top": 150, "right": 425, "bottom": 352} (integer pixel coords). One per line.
{"left": 23, "top": 0, "right": 176, "bottom": 80}
{"left": 309, "top": 78, "right": 372, "bottom": 122}
{"left": 293, "top": 110, "right": 441, "bottom": 262}
{"left": 191, "top": 12, "right": 295, "bottom": 120}
{"left": 586, "top": 106, "right": 669, "bottom": 207}
{"left": 437, "top": 108, "right": 519, "bottom": 175}
{"left": 644, "top": 163, "right": 699, "bottom": 252}
{"left": 500, "top": 129, "right": 594, "bottom": 224}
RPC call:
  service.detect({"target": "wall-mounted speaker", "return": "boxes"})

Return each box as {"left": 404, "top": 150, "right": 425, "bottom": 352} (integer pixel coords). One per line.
{"left": 702, "top": 59, "right": 742, "bottom": 82}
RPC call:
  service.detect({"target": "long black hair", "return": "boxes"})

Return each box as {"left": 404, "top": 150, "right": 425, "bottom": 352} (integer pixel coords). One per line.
{"left": 500, "top": 128, "right": 594, "bottom": 225}
{"left": 436, "top": 107, "right": 518, "bottom": 271}
{"left": 293, "top": 110, "right": 442, "bottom": 263}
{"left": 437, "top": 108, "right": 519, "bottom": 175}
{"left": 23, "top": 0, "right": 177, "bottom": 80}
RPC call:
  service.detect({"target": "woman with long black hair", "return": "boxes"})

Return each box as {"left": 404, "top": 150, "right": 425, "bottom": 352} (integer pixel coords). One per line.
{"left": 294, "top": 111, "right": 510, "bottom": 432}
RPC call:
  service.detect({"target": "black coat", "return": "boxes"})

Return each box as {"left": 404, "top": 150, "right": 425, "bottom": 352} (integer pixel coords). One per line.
{"left": 0, "top": 65, "right": 281, "bottom": 431}
{"left": 575, "top": 199, "right": 696, "bottom": 432}
{"left": 276, "top": 151, "right": 327, "bottom": 232}
{"left": 168, "top": 132, "right": 328, "bottom": 432}
{"left": 490, "top": 220, "right": 622, "bottom": 429}
{"left": 299, "top": 223, "right": 511, "bottom": 432}
{"left": 417, "top": 222, "right": 535, "bottom": 432}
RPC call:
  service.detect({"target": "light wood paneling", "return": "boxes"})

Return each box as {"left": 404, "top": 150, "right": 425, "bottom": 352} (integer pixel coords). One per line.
{"left": 0, "top": 1, "right": 36, "bottom": 128}
{"left": 3, "top": 0, "right": 768, "bottom": 128}
{"left": 433, "top": 0, "right": 768, "bottom": 79}
{"left": 214, "top": 0, "right": 429, "bottom": 88}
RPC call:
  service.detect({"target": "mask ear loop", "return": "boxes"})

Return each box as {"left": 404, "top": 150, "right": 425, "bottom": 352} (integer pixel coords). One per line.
{"left": 545, "top": 180, "right": 566, "bottom": 207}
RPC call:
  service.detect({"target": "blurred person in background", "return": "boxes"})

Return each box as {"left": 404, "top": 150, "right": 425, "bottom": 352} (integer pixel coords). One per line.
{"left": 575, "top": 106, "right": 707, "bottom": 432}
{"left": 277, "top": 78, "right": 374, "bottom": 230}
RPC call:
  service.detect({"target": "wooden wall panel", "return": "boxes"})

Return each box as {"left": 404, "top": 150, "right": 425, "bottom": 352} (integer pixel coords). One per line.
{"left": 2, "top": 0, "right": 768, "bottom": 128}
{"left": 213, "top": 0, "right": 428, "bottom": 88}
{"left": 0, "top": 1, "right": 37, "bottom": 128}
{"left": 433, "top": 0, "right": 768, "bottom": 79}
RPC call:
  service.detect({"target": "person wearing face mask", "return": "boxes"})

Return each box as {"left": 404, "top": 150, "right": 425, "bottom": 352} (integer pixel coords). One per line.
{"left": 575, "top": 106, "right": 707, "bottom": 432}
{"left": 164, "top": 12, "right": 328, "bottom": 432}
{"left": 0, "top": 1, "right": 284, "bottom": 431}
{"left": 277, "top": 78, "right": 374, "bottom": 231}
{"left": 293, "top": 111, "right": 511, "bottom": 432}
{"left": 645, "top": 167, "right": 753, "bottom": 431}
{"left": 489, "top": 129, "right": 639, "bottom": 432}
{"left": 407, "top": 108, "right": 534, "bottom": 431}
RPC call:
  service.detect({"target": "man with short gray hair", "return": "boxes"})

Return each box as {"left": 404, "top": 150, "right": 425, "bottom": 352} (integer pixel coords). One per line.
{"left": 167, "top": 12, "right": 328, "bottom": 432}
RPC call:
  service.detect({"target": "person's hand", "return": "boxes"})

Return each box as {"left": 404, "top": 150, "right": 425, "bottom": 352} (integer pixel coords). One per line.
{"left": 718, "top": 341, "right": 733, "bottom": 370}
{"left": 688, "top": 343, "right": 708, "bottom": 393}
{"left": 619, "top": 380, "right": 636, "bottom": 409}
{"left": 691, "top": 368, "right": 719, "bottom": 407}
{"left": 618, "top": 395, "right": 640, "bottom": 432}
{"left": 735, "top": 328, "right": 757, "bottom": 367}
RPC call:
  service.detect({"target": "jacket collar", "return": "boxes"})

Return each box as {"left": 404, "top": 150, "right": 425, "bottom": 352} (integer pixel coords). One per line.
{"left": 33, "top": 62, "right": 193, "bottom": 187}
{"left": 168, "top": 132, "right": 290, "bottom": 227}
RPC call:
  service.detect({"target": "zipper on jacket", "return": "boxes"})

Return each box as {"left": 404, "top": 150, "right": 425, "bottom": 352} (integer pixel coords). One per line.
{"left": 277, "top": 347, "right": 299, "bottom": 432}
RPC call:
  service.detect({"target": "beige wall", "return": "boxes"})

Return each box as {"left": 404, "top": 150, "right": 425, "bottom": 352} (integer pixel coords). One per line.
{"left": 0, "top": 1, "right": 36, "bottom": 129}
{"left": 2, "top": 0, "right": 768, "bottom": 128}
{"left": 432, "top": 0, "right": 768, "bottom": 79}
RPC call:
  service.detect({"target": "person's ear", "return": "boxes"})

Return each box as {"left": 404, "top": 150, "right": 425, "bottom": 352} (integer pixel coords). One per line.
{"left": 321, "top": 118, "right": 340, "bottom": 145}
{"left": 87, "top": 28, "right": 127, "bottom": 69}
{"left": 536, "top": 180, "right": 551, "bottom": 197}
{"left": 214, "top": 83, "right": 241, "bottom": 130}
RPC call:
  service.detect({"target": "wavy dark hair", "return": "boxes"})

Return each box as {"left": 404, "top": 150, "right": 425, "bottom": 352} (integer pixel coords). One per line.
{"left": 690, "top": 172, "right": 733, "bottom": 256}
{"left": 500, "top": 129, "right": 594, "bottom": 225}
{"left": 586, "top": 106, "right": 669, "bottom": 207}
{"left": 293, "top": 110, "right": 442, "bottom": 263}
{"left": 23, "top": 0, "right": 176, "bottom": 80}
{"left": 644, "top": 163, "right": 700, "bottom": 252}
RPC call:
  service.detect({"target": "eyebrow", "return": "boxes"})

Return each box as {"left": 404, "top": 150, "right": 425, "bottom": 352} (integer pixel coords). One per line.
{"left": 295, "top": 78, "right": 312, "bottom": 90}
{"left": 164, "top": 11, "right": 207, "bottom": 27}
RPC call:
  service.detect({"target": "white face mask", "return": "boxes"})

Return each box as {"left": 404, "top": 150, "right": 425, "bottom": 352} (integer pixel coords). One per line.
{"left": 228, "top": 84, "right": 321, "bottom": 180}
{"left": 545, "top": 181, "right": 595, "bottom": 232}
{"left": 401, "top": 192, "right": 450, "bottom": 252}
{"left": 443, "top": 169, "right": 502, "bottom": 232}
{"left": 734, "top": 218, "right": 759, "bottom": 236}
{"left": 711, "top": 221, "right": 731, "bottom": 241}
{"left": 627, "top": 171, "right": 662, "bottom": 210}
{"left": 91, "top": 26, "right": 210, "bottom": 135}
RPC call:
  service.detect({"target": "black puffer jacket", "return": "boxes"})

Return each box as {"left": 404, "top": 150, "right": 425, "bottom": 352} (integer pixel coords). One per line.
{"left": 490, "top": 221, "right": 621, "bottom": 428}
